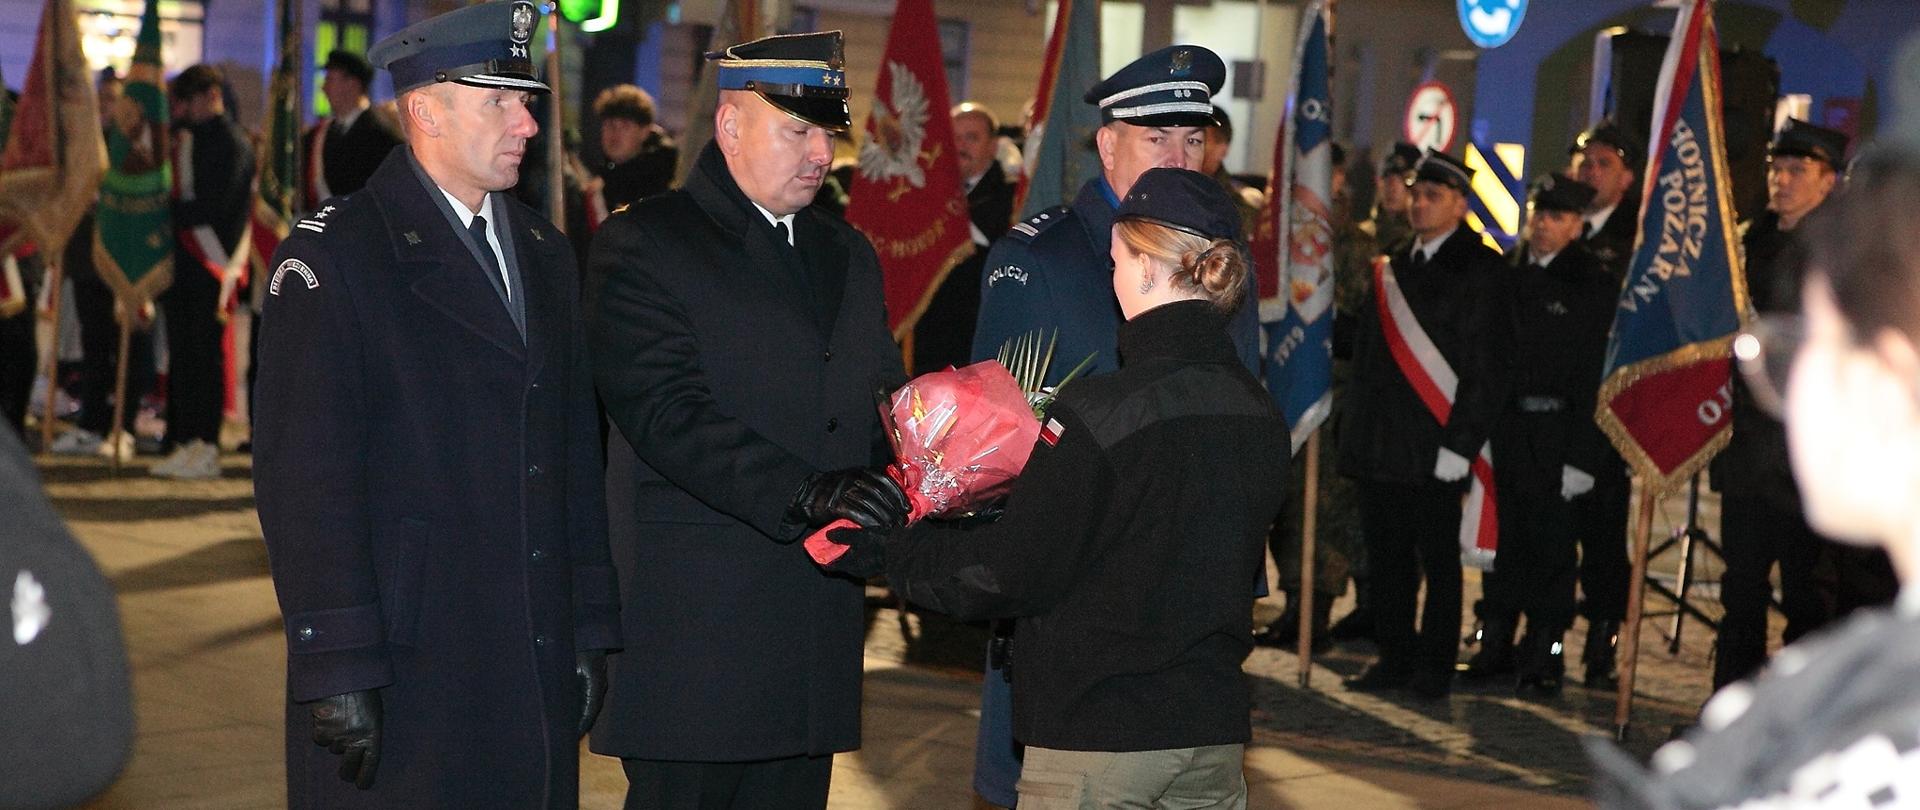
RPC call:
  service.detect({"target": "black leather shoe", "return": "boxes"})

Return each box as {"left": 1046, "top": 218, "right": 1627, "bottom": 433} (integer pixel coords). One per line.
{"left": 1343, "top": 663, "right": 1413, "bottom": 692}
{"left": 1407, "top": 669, "right": 1453, "bottom": 700}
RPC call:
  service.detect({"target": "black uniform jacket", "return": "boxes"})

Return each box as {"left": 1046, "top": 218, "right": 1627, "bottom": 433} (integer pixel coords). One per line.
{"left": 0, "top": 428, "right": 133, "bottom": 808}
{"left": 301, "top": 107, "right": 402, "bottom": 204}
{"left": 1338, "top": 223, "right": 1511, "bottom": 485}
{"left": 1495, "top": 242, "right": 1618, "bottom": 496}
{"left": 254, "top": 148, "right": 619, "bottom": 809}
{"left": 912, "top": 160, "right": 1016, "bottom": 373}
{"left": 878, "top": 301, "right": 1290, "bottom": 752}
{"left": 588, "top": 142, "right": 904, "bottom": 761}
{"left": 1583, "top": 202, "right": 1640, "bottom": 285}
{"left": 173, "top": 115, "right": 254, "bottom": 253}
{"left": 596, "top": 128, "right": 679, "bottom": 212}
{"left": 1710, "top": 210, "right": 1812, "bottom": 503}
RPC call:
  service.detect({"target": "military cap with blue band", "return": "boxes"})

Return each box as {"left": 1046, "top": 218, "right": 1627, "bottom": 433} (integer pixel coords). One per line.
{"left": 707, "top": 31, "right": 852, "bottom": 132}
{"left": 1528, "top": 173, "right": 1597, "bottom": 214}
{"left": 1771, "top": 118, "right": 1849, "bottom": 170}
{"left": 1411, "top": 148, "right": 1474, "bottom": 193}
{"left": 1084, "top": 45, "right": 1225, "bottom": 128}
{"left": 367, "top": 0, "right": 548, "bottom": 95}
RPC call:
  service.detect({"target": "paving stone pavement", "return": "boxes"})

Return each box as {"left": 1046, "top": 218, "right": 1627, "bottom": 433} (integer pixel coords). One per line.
{"left": 36, "top": 450, "right": 1752, "bottom": 809}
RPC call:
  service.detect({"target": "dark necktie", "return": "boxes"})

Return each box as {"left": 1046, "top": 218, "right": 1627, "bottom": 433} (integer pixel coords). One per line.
{"left": 1581, "top": 220, "right": 1594, "bottom": 239}
{"left": 774, "top": 220, "right": 792, "bottom": 247}
{"left": 1410, "top": 247, "right": 1428, "bottom": 270}
{"left": 469, "top": 215, "right": 510, "bottom": 303}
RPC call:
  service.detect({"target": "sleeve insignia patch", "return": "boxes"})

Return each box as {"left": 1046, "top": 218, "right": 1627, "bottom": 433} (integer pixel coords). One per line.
{"left": 270, "top": 259, "right": 320, "bottom": 295}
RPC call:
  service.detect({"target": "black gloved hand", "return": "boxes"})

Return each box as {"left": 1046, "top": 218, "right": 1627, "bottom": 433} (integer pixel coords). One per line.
{"left": 311, "top": 689, "right": 381, "bottom": 789}
{"left": 575, "top": 650, "right": 608, "bottom": 738}
{"left": 819, "top": 523, "right": 889, "bottom": 579}
{"left": 788, "top": 467, "right": 911, "bottom": 530}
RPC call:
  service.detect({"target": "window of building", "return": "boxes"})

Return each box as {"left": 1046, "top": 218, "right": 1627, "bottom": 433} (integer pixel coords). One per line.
{"left": 316, "top": 0, "right": 376, "bottom": 117}
{"left": 76, "top": 0, "right": 206, "bottom": 78}
{"left": 937, "top": 18, "right": 968, "bottom": 102}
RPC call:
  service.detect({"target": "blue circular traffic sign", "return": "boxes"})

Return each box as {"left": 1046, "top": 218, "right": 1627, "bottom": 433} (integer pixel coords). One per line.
{"left": 1458, "top": 0, "right": 1527, "bottom": 48}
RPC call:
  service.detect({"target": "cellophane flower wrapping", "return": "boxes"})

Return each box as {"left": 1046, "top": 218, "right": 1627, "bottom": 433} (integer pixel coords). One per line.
{"left": 804, "top": 360, "right": 1043, "bottom": 564}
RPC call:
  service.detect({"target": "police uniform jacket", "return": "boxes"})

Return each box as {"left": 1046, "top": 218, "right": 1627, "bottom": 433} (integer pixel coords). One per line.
{"left": 1710, "top": 210, "right": 1810, "bottom": 504}
{"left": 587, "top": 142, "right": 904, "bottom": 762}
{"left": 876, "top": 300, "right": 1290, "bottom": 752}
{"left": 1338, "top": 223, "right": 1510, "bottom": 484}
{"left": 971, "top": 178, "right": 1262, "bottom": 378}
{"left": 254, "top": 148, "right": 619, "bottom": 809}
{"left": 1495, "top": 241, "right": 1618, "bottom": 496}
{"left": 301, "top": 107, "right": 402, "bottom": 204}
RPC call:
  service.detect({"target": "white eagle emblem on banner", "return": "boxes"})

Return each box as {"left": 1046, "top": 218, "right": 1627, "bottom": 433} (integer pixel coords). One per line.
{"left": 858, "top": 61, "right": 930, "bottom": 188}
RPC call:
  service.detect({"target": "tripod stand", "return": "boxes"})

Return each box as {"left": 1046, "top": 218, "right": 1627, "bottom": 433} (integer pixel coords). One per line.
{"left": 1641, "top": 474, "right": 1722, "bottom": 654}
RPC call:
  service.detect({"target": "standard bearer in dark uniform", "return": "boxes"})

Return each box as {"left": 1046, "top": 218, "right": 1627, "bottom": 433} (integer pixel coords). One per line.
{"left": 254, "top": 3, "right": 621, "bottom": 806}
{"left": 1338, "top": 150, "right": 1510, "bottom": 701}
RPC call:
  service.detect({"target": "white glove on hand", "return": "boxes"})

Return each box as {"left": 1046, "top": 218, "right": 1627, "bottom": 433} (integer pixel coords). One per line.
{"left": 1561, "top": 465, "right": 1596, "bottom": 501}
{"left": 1433, "top": 447, "right": 1471, "bottom": 482}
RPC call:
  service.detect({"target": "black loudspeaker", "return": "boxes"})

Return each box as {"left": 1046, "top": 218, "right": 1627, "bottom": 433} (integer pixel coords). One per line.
{"left": 1607, "top": 31, "right": 1779, "bottom": 221}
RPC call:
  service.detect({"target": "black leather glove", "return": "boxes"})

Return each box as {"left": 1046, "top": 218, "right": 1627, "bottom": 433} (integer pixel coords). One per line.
{"left": 575, "top": 650, "right": 608, "bottom": 738}
{"left": 788, "top": 467, "right": 910, "bottom": 530}
{"left": 818, "top": 524, "right": 889, "bottom": 579}
{"left": 310, "top": 689, "right": 381, "bottom": 789}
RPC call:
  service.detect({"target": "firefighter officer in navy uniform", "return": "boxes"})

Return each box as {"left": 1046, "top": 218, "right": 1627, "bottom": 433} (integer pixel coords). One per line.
{"left": 586, "top": 31, "right": 910, "bottom": 810}
{"left": 963, "top": 45, "right": 1261, "bottom": 809}
{"left": 252, "top": 3, "right": 621, "bottom": 807}
{"left": 1465, "top": 174, "right": 1617, "bottom": 697}
{"left": 1564, "top": 119, "right": 1644, "bottom": 688}
{"left": 1338, "top": 150, "right": 1510, "bottom": 700}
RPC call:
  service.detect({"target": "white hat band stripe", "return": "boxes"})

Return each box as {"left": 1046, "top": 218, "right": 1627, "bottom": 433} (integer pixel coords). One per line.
{"left": 1098, "top": 80, "right": 1213, "bottom": 108}
{"left": 1108, "top": 101, "right": 1215, "bottom": 120}
{"left": 460, "top": 74, "right": 550, "bottom": 90}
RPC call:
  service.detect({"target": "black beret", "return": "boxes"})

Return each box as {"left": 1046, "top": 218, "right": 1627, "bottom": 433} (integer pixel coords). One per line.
{"left": 1771, "top": 118, "right": 1849, "bottom": 170}
{"left": 1116, "top": 167, "right": 1242, "bottom": 242}
{"left": 1084, "top": 45, "right": 1225, "bottom": 128}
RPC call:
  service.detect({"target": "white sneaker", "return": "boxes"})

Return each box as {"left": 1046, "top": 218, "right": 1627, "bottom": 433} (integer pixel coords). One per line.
{"left": 150, "top": 442, "right": 199, "bottom": 478}
{"left": 95, "top": 431, "right": 136, "bottom": 463}
{"left": 50, "top": 428, "right": 103, "bottom": 455}
{"left": 168, "top": 441, "right": 222, "bottom": 480}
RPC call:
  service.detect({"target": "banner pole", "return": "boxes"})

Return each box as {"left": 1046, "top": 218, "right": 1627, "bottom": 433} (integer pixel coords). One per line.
{"left": 1613, "top": 475, "right": 1659, "bottom": 740}
{"left": 37, "top": 256, "right": 65, "bottom": 453}
{"left": 1295, "top": 429, "right": 1320, "bottom": 688}
{"left": 546, "top": 12, "right": 567, "bottom": 233}
{"left": 106, "top": 313, "right": 133, "bottom": 475}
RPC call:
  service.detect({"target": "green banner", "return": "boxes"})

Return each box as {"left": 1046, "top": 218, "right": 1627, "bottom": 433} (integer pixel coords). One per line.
{"left": 94, "top": 0, "right": 173, "bottom": 307}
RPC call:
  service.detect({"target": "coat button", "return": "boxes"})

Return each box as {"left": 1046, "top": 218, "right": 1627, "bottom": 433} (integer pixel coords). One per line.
{"left": 822, "top": 350, "right": 833, "bottom": 362}
{"left": 826, "top": 418, "right": 838, "bottom": 432}
{"left": 531, "top": 548, "right": 545, "bottom": 561}
{"left": 535, "top": 636, "right": 549, "bottom": 647}
{"left": 528, "top": 464, "right": 542, "bottom": 477}
{"left": 298, "top": 626, "right": 315, "bottom": 641}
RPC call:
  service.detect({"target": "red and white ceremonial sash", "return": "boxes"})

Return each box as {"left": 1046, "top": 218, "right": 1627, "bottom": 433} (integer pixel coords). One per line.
{"left": 174, "top": 131, "right": 253, "bottom": 322}
{"left": 1374, "top": 258, "right": 1498, "bottom": 570}
{"left": 584, "top": 185, "right": 609, "bottom": 233}
{"left": 304, "top": 120, "right": 334, "bottom": 211}
{"left": 0, "top": 254, "right": 25, "bottom": 318}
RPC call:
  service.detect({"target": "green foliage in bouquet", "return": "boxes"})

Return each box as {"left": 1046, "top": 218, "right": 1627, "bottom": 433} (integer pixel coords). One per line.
{"left": 996, "top": 329, "right": 1096, "bottom": 420}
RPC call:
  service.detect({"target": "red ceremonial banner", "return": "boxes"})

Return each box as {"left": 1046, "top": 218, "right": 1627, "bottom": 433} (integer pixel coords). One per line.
{"left": 844, "top": 0, "right": 975, "bottom": 339}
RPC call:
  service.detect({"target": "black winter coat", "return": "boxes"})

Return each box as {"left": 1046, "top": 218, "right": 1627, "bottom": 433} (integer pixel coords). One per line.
{"left": 1710, "top": 210, "right": 1812, "bottom": 502}
{"left": 255, "top": 149, "right": 619, "bottom": 809}
{"left": 301, "top": 107, "right": 402, "bottom": 207}
{"left": 1338, "top": 223, "right": 1511, "bottom": 484}
{"left": 876, "top": 301, "right": 1290, "bottom": 752}
{"left": 1495, "top": 242, "right": 1620, "bottom": 495}
{"left": 588, "top": 143, "right": 905, "bottom": 761}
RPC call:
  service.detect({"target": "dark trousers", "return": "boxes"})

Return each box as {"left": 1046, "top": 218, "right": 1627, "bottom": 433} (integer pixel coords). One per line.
{"left": 1481, "top": 489, "right": 1578, "bottom": 635}
{"left": 1573, "top": 472, "right": 1631, "bottom": 622}
{"left": 1714, "top": 494, "right": 1834, "bottom": 689}
{"left": 71, "top": 270, "right": 155, "bottom": 434}
{"left": 0, "top": 307, "right": 33, "bottom": 438}
{"left": 621, "top": 755, "right": 833, "bottom": 810}
{"left": 159, "top": 267, "right": 223, "bottom": 446}
{"left": 1360, "top": 480, "right": 1464, "bottom": 675}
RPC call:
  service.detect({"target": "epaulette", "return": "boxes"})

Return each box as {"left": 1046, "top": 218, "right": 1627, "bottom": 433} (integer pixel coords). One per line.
{"left": 292, "top": 199, "right": 348, "bottom": 235}
{"left": 1005, "top": 206, "right": 1071, "bottom": 243}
